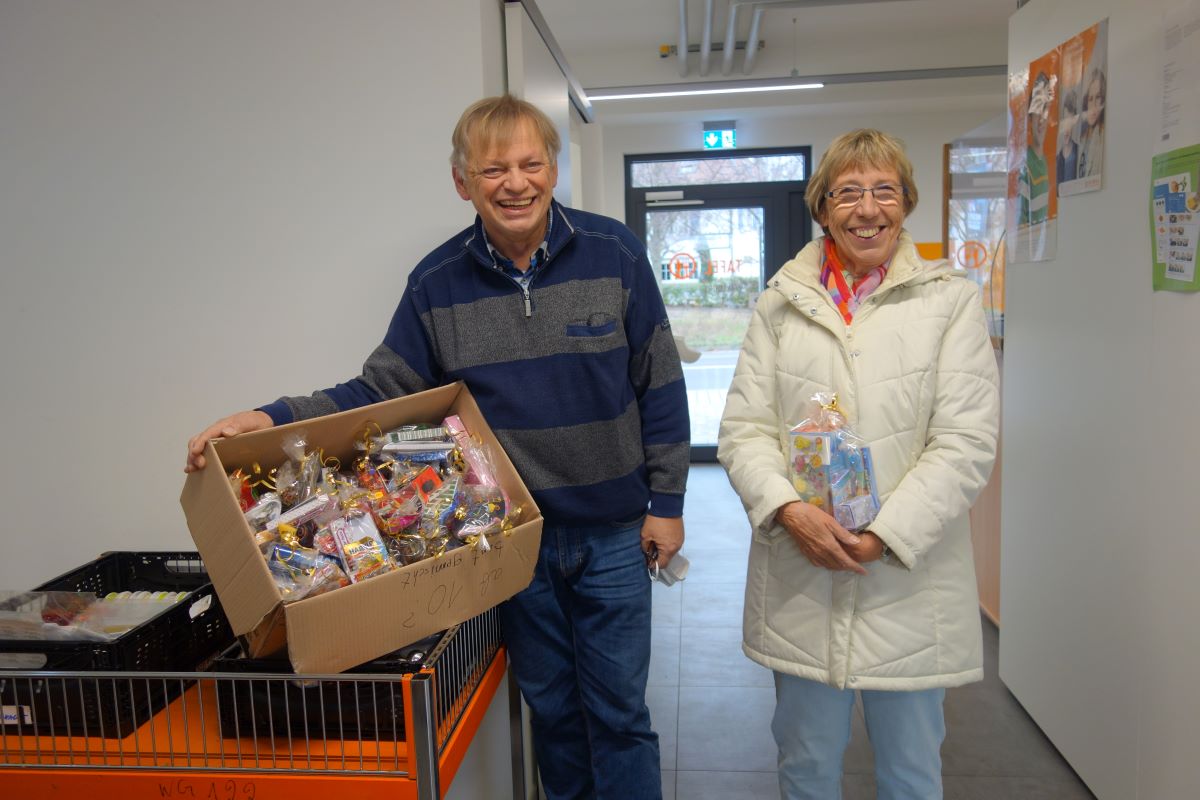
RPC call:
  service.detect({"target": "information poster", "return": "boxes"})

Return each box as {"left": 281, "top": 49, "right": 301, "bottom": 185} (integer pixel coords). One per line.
{"left": 1057, "top": 20, "right": 1107, "bottom": 196}
{"left": 1007, "top": 49, "right": 1059, "bottom": 264}
{"left": 1150, "top": 144, "right": 1200, "bottom": 291}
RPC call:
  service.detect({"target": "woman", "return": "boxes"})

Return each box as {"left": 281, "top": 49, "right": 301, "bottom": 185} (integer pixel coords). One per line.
{"left": 717, "top": 129, "right": 999, "bottom": 800}
{"left": 1076, "top": 67, "right": 1106, "bottom": 179}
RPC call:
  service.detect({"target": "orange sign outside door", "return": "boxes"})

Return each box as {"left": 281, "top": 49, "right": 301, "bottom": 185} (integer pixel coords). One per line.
{"left": 957, "top": 240, "right": 989, "bottom": 270}
{"left": 668, "top": 252, "right": 698, "bottom": 279}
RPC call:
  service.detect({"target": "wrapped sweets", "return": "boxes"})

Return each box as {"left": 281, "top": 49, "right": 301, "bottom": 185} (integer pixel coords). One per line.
{"left": 226, "top": 416, "right": 503, "bottom": 603}
{"left": 443, "top": 415, "right": 511, "bottom": 518}
{"left": 789, "top": 392, "right": 880, "bottom": 532}
{"left": 275, "top": 431, "right": 323, "bottom": 507}
{"left": 264, "top": 542, "right": 350, "bottom": 600}
{"left": 454, "top": 483, "right": 505, "bottom": 551}
{"left": 420, "top": 473, "right": 464, "bottom": 555}
{"left": 244, "top": 492, "right": 282, "bottom": 534}
{"left": 229, "top": 462, "right": 277, "bottom": 512}
{"left": 328, "top": 508, "right": 394, "bottom": 583}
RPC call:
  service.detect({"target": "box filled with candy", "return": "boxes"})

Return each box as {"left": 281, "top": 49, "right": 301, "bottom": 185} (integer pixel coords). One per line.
{"left": 180, "top": 382, "right": 542, "bottom": 674}
{"left": 788, "top": 393, "right": 881, "bottom": 532}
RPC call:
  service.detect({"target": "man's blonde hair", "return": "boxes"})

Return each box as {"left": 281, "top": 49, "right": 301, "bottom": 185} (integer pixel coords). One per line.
{"left": 805, "top": 129, "right": 918, "bottom": 225}
{"left": 450, "top": 95, "right": 561, "bottom": 176}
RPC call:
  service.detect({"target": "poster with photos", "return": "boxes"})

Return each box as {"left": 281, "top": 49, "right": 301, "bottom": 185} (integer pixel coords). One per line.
{"left": 1057, "top": 19, "right": 1108, "bottom": 196}
{"left": 1151, "top": 144, "right": 1200, "bottom": 291}
{"left": 1007, "top": 48, "right": 1059, "bottom": 264}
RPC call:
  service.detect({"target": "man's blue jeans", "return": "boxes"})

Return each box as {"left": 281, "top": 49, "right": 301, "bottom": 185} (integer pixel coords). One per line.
{"left": 499, "top": 521, "right": 661, "bottom": 800}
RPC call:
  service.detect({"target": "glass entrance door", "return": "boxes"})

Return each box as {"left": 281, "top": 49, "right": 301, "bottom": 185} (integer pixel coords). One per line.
{"left": 626, "top": 148, "right": 811, "bottom": 460}
{"left": 645, "top": 204, "right": 764, "bottom": 454}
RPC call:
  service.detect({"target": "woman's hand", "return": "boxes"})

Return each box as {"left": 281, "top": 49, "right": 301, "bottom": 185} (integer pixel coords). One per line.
{"left": 844, "top": 531, "right": 887, "bottom": 564}
{"left": 775, "top": 502, "right": 868, "bottom": 575}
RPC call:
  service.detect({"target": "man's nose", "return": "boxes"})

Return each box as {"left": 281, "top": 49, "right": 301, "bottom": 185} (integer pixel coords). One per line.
{"left": 502, "top": 167, "right": 528, "bottom": 189}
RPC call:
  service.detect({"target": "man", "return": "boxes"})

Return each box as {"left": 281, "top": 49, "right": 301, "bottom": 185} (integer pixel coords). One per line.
{"left": 1018, "top": 71, "right": 1052, "bottom": 228}
{"left": 185, "top": 95, "right": 688, "bottom": 800}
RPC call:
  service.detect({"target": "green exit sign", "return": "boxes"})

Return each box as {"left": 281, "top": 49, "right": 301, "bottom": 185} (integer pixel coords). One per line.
{"left": 703, "top": 129, "right": 736, "bottom": 150}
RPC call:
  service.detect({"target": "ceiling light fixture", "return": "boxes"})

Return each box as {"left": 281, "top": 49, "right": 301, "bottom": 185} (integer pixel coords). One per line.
{"left": 590, "top": 82, "right": 823, "bottom": 101}
{"left": 584, "top": 64, "right": 1006, "bottom": 105}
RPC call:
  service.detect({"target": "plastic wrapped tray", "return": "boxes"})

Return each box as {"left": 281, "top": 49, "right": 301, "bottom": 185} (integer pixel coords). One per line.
{"left": 0, "top": 551, "right": 234, "bottom": 737}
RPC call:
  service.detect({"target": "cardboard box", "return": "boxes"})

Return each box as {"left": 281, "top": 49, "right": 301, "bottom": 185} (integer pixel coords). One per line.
{"left": 180, "top": 383, "right": 542, "bottom": 673}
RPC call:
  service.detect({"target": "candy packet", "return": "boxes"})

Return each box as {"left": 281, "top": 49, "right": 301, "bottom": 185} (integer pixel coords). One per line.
{"left": 789, "top": 392, "right": 881, "bottom": 532}
{"left": 329, "top": 509, "right": 394, "bottom": 583}
{"left": 275, "top": 431, "right": 322, "bottom": 508}
{"left": 444, "top": 415, "right": 512, "bottom": 526}
{"left": 264, "top": 542, "right": 350, "bottom": 601}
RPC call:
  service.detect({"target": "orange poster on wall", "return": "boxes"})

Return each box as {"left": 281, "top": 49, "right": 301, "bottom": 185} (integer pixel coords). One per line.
{"left": 1007, "top": 48, "right": 1060, "bottom": 263}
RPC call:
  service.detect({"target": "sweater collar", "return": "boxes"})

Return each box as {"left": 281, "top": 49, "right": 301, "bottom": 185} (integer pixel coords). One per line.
{"left": 463, "top": 199, "right": 575, "bottom": 270}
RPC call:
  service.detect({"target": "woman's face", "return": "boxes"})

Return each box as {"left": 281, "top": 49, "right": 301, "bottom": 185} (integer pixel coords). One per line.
{"left": 1085, "top": 78, "right": 1104, "bottom": 127}
{"left": 819, "top": 165, "right": 907, "bottom": 276}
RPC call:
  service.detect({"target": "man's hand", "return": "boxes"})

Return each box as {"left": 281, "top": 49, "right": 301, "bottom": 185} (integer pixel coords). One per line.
{"left": 844, "top": 530, "right": 887, "bottom": 564}
{"left": 641, "top": 514, "right": 684, "bottom": 569}
{"left": 775, "top": 501, "right": 867, "bottom": 575}
{"left": 185, "top": 410, "right": 274, "bottom": 473}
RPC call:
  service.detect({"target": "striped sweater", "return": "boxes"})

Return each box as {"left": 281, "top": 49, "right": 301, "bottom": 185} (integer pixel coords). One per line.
{"left": 259, "top": 201, "right": 690, "bottom": 525}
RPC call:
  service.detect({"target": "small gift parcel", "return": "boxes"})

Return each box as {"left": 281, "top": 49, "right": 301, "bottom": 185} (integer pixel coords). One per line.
{"left": 180, "top": 382, "right": 542, "bottom": 674}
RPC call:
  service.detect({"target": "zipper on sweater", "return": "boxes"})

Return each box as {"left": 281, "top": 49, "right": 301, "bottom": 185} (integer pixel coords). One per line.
{"left": 491, "top": 265, "right": 536, "bottom": 318}
{"left": 517, "top": 250, "right": 554, "bottom": 318}
{"left": 520, "top": 282, "right": 532, "bottom": 317}
{"left": 484, "top": 238, "right": 558, "bottom": 319}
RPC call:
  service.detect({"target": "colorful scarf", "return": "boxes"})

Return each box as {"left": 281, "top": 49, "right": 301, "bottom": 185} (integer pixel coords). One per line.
{"left": 819, "top": 237, "right": 888, "bottom": 325}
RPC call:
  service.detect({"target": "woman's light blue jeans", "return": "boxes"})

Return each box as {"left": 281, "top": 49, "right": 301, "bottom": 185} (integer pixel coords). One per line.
{"left": 773, "top": 672, "right": 946, "bottom": 800}
{"left": 499, "top": 521, "right": 660, "bottom": 800}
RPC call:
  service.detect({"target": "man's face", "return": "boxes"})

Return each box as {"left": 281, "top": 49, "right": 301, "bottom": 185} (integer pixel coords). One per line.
{"left": 453, "top": 119, "right": 558, "bottom": 258}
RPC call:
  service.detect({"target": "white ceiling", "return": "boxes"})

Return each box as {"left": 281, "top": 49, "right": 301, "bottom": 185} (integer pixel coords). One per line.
{"left": 531, "top": 0, "right": 1017, "bottom": 125}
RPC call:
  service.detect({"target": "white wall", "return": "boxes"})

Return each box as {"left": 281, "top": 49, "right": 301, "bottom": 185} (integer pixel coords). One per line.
{"left": 1002, "top": 1, "right": 1200, "bottom": 798}
{"left": 0, "top": 0, "right": 506, "bottom": 588}
{"left": 504, "top": 2, "right": 574, "bottom": 205}
{"left": 589, "top": 107, "right": 1000, "bottom": 245}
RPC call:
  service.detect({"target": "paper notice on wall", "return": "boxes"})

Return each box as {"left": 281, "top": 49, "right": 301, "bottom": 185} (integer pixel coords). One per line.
{"left": 1151, "top": 145, "right": 1200, "bottom": 291}
{"left": 1159, "top": 0, "right": 1200, "bottom": 152}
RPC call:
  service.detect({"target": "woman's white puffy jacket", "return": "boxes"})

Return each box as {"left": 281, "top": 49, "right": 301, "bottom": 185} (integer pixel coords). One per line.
{"left": 718, "top": 233, "right": 999, "bottom": 691}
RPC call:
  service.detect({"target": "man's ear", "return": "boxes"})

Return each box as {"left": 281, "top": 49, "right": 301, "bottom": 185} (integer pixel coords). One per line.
{"left": 452, "top": 166, "right": 471, "bottom": 201}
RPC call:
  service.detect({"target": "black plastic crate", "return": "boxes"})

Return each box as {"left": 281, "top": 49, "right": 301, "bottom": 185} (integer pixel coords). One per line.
{"left": 0, "top": 551, "right": 235, "bottom": 737}
{"left": 213, "top": 632, "right": 444, "bottom": 741}
{"left": 0, "top": 658, "right": 184, "bottom": 739}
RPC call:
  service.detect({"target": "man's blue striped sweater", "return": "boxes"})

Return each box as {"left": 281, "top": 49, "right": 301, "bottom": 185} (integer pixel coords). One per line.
{"left": 259, "top": 201, "right": 690, "bottom": 526}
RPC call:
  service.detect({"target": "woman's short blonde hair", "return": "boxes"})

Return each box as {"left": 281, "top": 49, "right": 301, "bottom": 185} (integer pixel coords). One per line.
{"left": 450, "top": 95, "right": 561, "bottom": 176}
{"left": 805, "top": 129, "right": 918, "bottom": 225}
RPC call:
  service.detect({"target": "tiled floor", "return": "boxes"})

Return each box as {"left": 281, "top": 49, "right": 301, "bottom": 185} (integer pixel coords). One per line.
{"left": 650, "top": 464, "right": 1097, "bottom": 799}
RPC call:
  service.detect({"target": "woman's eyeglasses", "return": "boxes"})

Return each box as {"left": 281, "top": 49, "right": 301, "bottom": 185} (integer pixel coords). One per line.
{"left": 825, "top": 184, "right": 906, "bottom": 208}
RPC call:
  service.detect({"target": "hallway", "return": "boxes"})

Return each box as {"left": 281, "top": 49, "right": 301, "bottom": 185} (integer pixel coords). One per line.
{"left": 650, "top": 464, "right": 1096, "bottom": 799}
